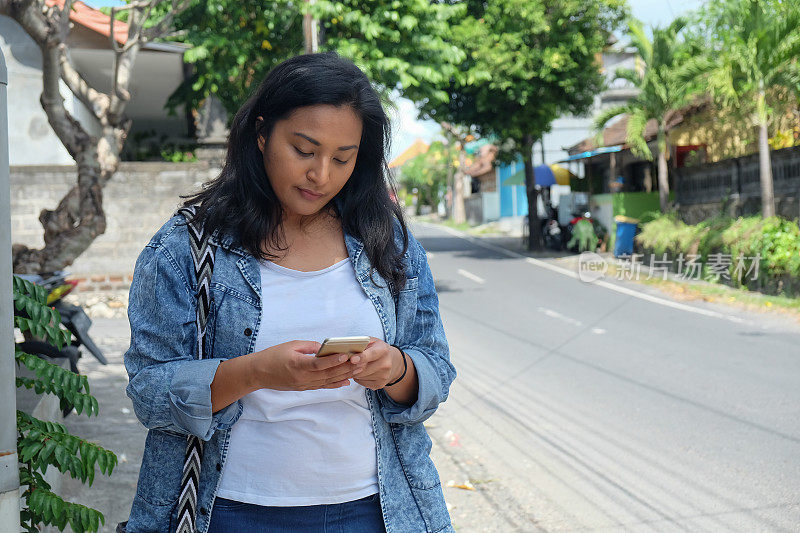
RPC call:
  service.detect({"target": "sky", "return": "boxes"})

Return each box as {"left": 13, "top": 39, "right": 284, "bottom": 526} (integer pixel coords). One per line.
{"left": 83, "top": 0, "right": 706, "bottom": 161}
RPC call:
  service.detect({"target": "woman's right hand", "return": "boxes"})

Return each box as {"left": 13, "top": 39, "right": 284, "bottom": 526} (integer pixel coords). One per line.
{"left": 248, "top": 340, "right": 364, "bottom": 391}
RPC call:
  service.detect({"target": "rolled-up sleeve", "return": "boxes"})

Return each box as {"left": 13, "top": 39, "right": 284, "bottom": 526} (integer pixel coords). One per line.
{"left": 124, "top": 243, "right": 242, "bottom": 441}
{"left": 377, "top": 237, "right": 456, "bottom": 425}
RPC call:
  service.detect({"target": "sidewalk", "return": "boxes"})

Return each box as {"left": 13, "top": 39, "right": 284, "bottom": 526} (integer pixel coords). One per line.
{"left": 44, "top": 318, "right": 142, "bottom": 533}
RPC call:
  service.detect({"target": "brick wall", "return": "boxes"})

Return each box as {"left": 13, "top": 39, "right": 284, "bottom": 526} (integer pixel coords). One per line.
{"left": 10, "top": 162, "right": 219, "bottom": 292}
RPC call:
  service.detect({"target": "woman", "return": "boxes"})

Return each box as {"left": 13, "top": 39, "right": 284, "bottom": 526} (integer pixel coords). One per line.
{"left": 123, "top": 51, "right": 456, "bottom": 533}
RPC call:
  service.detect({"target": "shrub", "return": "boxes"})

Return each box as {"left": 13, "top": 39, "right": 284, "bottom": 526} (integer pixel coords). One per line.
{"left": 637, "top": 213, "right": 800, "bottom": 296}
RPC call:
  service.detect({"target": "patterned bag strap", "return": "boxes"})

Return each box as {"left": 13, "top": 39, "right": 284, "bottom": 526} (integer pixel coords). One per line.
{"left": 174, "top": 204, "right": 216, "bottom": 533}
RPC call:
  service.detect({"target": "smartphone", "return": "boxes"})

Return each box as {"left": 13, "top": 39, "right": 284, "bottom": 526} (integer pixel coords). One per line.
{"left": 316, "top": 336, "right": 371, "bottom": 358}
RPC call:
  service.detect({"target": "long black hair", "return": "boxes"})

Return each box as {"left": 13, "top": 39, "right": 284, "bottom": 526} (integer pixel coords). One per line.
{"left": 180, "top": 51, "right": 409, "bottom": 291}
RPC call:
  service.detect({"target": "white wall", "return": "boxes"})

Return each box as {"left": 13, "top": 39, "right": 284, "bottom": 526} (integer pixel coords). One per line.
{"left": 532, "top": 47, "right": 638, "bottom": 169}
{"left": 0, "top": 16, "right": 105, "bottom": 166}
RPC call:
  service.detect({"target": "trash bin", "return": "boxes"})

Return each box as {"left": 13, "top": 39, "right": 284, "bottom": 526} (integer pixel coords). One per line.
{"left": 613, "top": 215, "right": 639, "bottom": 257}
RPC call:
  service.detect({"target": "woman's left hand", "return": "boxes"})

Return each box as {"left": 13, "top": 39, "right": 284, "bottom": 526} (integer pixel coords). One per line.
{"left": 349, "top": 337, "right": 404, "bottom": 390}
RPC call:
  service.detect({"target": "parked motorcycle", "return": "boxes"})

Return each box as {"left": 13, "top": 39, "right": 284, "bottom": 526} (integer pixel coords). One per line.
{"left": 523, "top": 203, "right": 566, "bottom": 251}
{"left": 542, "top": 217, "right": 564, "bottom": 251}
{"left": 15, "top": 271, "right": 108, "bottom": 416}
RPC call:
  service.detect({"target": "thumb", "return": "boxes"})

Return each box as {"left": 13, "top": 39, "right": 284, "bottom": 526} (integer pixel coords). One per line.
{"left": 291, "top": 340, "right": 322, "bottom": 355}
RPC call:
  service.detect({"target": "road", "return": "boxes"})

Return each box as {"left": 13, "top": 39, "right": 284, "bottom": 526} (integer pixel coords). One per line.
{"left": 417, "top": 221, "right": 800, "bottom": 532}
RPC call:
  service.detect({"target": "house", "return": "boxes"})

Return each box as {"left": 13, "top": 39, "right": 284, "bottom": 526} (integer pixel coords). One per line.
{"left": 461, "top": 139, "right": 532, "bottom": 226}
{"left": 0, "top": 0, "right": 189, "bottom": 165}
{"left": 389, "top": 138, "right": 429, "bottom": 169}
{"left": 533, "top": 35, "right": 640, "bottom": 168}
{"left": 561, "top": 100, "right": 711, "bottom": 246}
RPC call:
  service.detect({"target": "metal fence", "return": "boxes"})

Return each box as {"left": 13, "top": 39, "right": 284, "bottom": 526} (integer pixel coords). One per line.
{"left": 675, "top": 145, "right": 800, "bottom": 207}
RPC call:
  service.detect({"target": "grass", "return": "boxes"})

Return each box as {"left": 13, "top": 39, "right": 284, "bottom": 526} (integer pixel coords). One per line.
{"left": 415, "top": 215, "right": 504, "bottom": 236}
{"left": 438, "top": 219, "right": 473, "bottom": 232}
{"left": 604, "top": 261, "right": 800, "bottom": 319}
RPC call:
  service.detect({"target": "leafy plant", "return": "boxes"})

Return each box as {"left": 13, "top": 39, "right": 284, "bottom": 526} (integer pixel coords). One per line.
{"left": 636, "top": 214, "right": 800, "bottom": 295}
{"left": 635, "top": 212, "right": 705, "bottom": 256}
{"left": 698, "top": 0, "right": 800, "bottom": 217}
{"left": 160, "top": 148, "right": 198, "bottom": 163}
{"left": 398, "top": 140, "right": 450, "bottom": 215}
{"left": 567, "top": 219, "right": 599, "bottom": 253}
{"left": 13, "top": 276, "right": 117, "bottom": 533}
{"left": 594, "top": 16, "right": 706, "bottom": 214}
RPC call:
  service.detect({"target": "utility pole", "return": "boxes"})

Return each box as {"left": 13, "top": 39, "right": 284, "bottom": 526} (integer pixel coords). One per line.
{"left": 540, "top": 138, "right": 546, "bottom": 165}
{"left": 0, "top": 48, "right": 21, "bottom": 533}
{"left": 440, "top": 122, "right": 467, "bottom": 223}
{"left": 303, "top": 0, "right": 319, "bottom": 54}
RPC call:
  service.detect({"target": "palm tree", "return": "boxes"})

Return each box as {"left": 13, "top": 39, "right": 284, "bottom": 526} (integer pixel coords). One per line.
{"left": 594, "top": 18, "right": 702, "bottom": 213}
{"left": 702, "top": 0, "right": 800, "bottom": 218}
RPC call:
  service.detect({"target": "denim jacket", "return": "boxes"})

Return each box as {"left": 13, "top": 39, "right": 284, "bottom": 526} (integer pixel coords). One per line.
{"left": 123, "top": 211, "right": 457, "bottom": 533}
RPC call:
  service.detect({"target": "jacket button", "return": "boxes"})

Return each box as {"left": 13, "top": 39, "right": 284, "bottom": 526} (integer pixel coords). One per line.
{"left": 244, "top": 328, "right": 253, "bottom": 337}
{"left": 216, "top": 463, "right": 222, "bottom": 472}
{"left": 199, "top": 507, "right": 208, "bottom": 516}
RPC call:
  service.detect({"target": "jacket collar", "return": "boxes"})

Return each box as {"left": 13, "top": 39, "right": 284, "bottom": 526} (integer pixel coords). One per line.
{"left": 207, "top": 226, "right": 249, "bottom": 256}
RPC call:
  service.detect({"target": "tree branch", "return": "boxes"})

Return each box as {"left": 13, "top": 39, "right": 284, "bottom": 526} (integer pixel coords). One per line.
{"left": 40, "top": 45, "right": 91, "bottom": 159}
{"left": 56, "top": 0, "right": 73, "bottom": 41}
{"left": 140, "top": 0, "right": 191, "bottom": 44}
{"left": 57, "top": 44, "right": 110, "bottom": 122}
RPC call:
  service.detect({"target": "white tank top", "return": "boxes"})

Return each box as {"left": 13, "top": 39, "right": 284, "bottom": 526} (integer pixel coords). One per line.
{"left": 216, "top": 257, "right": 383, "bottom": 506}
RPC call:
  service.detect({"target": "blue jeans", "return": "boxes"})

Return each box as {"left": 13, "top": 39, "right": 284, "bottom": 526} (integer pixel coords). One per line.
{"left": 206, "top": 494, "right": 386, "bottom": 533}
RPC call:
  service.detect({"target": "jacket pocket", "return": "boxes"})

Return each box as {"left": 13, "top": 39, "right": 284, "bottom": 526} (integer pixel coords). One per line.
{"left": 395, "top": 277, "right": 419, "bottom": 341}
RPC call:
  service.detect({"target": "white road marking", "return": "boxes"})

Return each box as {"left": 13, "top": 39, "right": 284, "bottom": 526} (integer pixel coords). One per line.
{"left": 591, "top": 327, "right": 606, "bottom": 335}
{"left": 538, "top": 306, "right": 583, "bottom": 326}
{"left": 457, "top": 269, "right": 486, "bottom": 284}
{"left": 419, "top": 221, "right": 749, "bottom": 326}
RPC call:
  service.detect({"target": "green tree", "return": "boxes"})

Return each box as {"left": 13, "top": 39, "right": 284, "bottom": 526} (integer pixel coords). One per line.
{"left": 163, "top": 0, "right": 465, "bottom": 118}
{"left": 418, "top": 0, "right": 626, "bottom": 250}
{"left": 397, "top": 140, "right": 452, "bottom": 215}
{"left": 13, "top": 277, "right": 117, "bottom": 532}
{"left": 593, "top": 17, "right": 704, "bottom": 214}
{"left": 700, "top": 0, "right": 800, "bottom": 218}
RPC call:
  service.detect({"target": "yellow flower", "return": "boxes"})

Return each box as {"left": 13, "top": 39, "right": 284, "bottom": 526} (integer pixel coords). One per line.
{"left": 262, "top": 40, "right": 272, "bottom": 50}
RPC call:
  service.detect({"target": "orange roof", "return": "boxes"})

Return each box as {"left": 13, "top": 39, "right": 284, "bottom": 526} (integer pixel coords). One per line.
{"left": 389, "top": 138, "right": 430, "bottom": 168}
{"left": 46, "top": 0, "right": 128, "bottom": 44}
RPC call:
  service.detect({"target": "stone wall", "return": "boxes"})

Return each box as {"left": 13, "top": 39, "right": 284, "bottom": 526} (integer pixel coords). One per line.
{"left": 10, "top": 162, "right": 219, "bottom": 293}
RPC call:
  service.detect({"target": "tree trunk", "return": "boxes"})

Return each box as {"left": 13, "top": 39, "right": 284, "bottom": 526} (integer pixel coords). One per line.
{"left": 445, "top": 147, "right": 454, "bottom": 219}
{"left": 524, "top": 134, "right": 543, "bottom": 251}
{"left": 758, "top": 121, "right": 775, "bottom": 217}
{"left": 4, "top": 0, "right": 186, "bottom": 273}
{"left": 303, "top": 0, "right": 318, "bottom": 53}
{"left": 539, "top": 138, "right": 545, "bottom": 164}
{"left": 453, "top": 150, "right": 466, "bottom": 224}
{"left": 657, "top": 128, "right": 669, "bottom": 213}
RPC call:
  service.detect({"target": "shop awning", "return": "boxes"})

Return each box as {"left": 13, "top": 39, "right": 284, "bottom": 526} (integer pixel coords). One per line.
{"left": 558, "top": 146, "right": 622, "bottom": 162}
{"left": 503, "top": 164, "right": 573, "bottom": 187}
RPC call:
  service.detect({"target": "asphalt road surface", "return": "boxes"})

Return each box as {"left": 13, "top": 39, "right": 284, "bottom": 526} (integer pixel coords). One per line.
{"left": 417, "top": 221, "right": 800, "bottom": 532}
